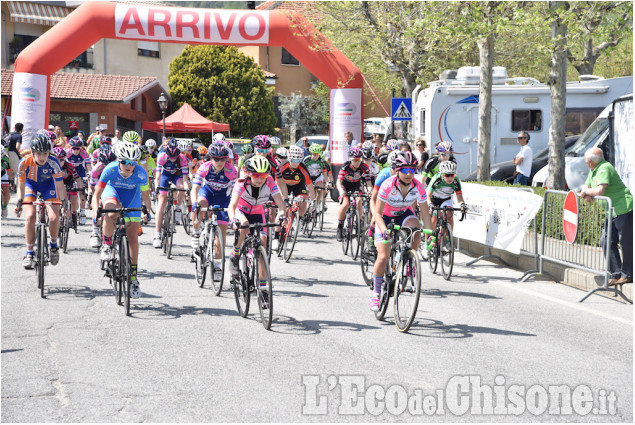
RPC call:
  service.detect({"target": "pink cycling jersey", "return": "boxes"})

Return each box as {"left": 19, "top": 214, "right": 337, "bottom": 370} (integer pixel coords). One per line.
{"left": 156, "top": 152, "right": 189, "bottom": 175}
{"left": 377, "top": 175, "right": 427, "bottom": 217}
{"left": 232, "top": 176, "right": 280, "bottom": 215}
{"left": 89, "top": 162, "right": 108, "bottom": 186}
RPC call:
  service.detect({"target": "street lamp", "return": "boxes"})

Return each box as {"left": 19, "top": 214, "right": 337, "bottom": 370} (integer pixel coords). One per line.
{"left": 157, "top": 92, "right": 168, "bottom": 143}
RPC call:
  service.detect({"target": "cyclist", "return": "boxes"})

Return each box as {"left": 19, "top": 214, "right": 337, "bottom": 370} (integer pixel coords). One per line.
{"left": 66, "top": 137, "right": 91, "bottom": 224}
{"left": 361, "top": 141, "right": 380, "bottom": 185}
{"left": 227, "top": 156, "right": 287, "bottom": 299}
{"left": 53, "top": 147, "right": 84, "bottom": 225}
{"left": 370, "top": 151, "right": 433, "bottom": 311}
{"left": 153, "top": 138, "right": 190, "bottom": 247}
{"left": 193, "top": 145, "right": 208, "bottom": 174}
{"left": 302, "top": 143, "right": 332, "bottom": 213}
{"left": 275, "top": 147, "right": 288, "bottom": 168}
{"left": 275, "top": 146, "right": 315, "bottom": 248}
{"left": 426, "top": 160, "right": 467, "bottom": 236}
{"left": 190, "top": 144, "right": 238, "bottom": 281}
{"left": 335, "top": 147, "right": 372, "bottom": 241}
{"left": 88, "top": 145, "right": 118, "bottom": 248}
{"left": 423, "top": 141, "right": 457, "bottom": 185}
{"left": 15, "top": 134, "right": 67, "bottom": 269}
{"left": 1, "top": 145, "right": 13, "bottom": 218}
{"left": 92, "top": 141, "right": 151, "bottom": 298}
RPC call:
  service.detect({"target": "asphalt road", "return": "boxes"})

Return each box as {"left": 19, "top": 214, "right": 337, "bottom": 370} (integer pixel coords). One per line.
{"left": 1, "top": 198, "right": 632, "bottom": 422}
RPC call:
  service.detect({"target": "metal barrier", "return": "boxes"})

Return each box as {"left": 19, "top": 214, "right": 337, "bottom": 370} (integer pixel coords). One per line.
{"left": 522, "top": 190, "right": 631, "bottom": 304}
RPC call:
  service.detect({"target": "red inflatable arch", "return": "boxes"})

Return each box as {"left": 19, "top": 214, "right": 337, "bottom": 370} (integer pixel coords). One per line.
{"left": 12, "top": 1, "right": 362, "bottom": 164}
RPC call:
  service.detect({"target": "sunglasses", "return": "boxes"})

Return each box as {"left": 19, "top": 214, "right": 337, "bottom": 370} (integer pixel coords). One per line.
{"left": 211, "top": 157, "right": 227, "bottom": 162}
{"left": 398, "top": 167, "right": 417, "bottom": 174}
{"left": 443, "top": 173, "right": 456, "bottom": 178}
{"left": 290, "top": 159, "right": 302, "bottom": 164}
{"left": 517, "top": 137, "right": 527, "bottom": 140}
{"left": 416, "top": 144, "right": 424, "bottom": 146}
{"left": 351, "top": 158, "right": 362, "bottom": 162}
{"left": 72, "top": 147, "right": 80, "bottom": 150}
{"left": 276, "top": 155, "right": 287, "bottom": 159}
{"left": 250, "top": 172, "right": 269, "bottom": 179}
{"left": 256, "top": 148, "right": 269, "bottom": 154}
{"left": 119, "top": 159, "right": 136, "bottom": 166}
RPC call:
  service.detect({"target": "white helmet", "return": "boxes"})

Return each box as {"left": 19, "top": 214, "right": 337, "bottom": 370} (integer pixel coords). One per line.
{"left": 439, "top": 160, "right": 457, "bottom": 175}
{"left": 116, "top": 141, "right": 141, "bottom": 161}
{"left": 275, "top": 147, "right": 288, "bottom": 159}
{"left": 0, "top": 145, "right": 5, "bottom": 157}
{"left": 288, "top": 145, "right": 304, "bottom": 161}
{"left": 387, "top": 150, "right": 400, "bottom": 166}
{"left": 269, "top": 136, "right": 281, "bottom": 146}
{"left": 145, "top": 139, "right": 156, "bottom": 148}
{"left": 178, "top": 139, "right": 192, "bottom": 151}
{"left": 214, "top": 133, "right": 226, "bottom": 141}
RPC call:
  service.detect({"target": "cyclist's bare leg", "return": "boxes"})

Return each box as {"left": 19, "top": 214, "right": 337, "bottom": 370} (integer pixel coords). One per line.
{"left": 338, "top": 197, "right": 350, "bottom": 221}
{"left": 154, "top": 193, "right": 168, "bottom": 234}
{"left": 46, "top": 204, "right": 61, "bottom": 240}
{"left": 126, "top": 221, "right": 141, "bottom": 264}
{"left": 23, "top": 204, "right": 36, "bottom": 245}
{"left": 193, "top": 198, "right": 208, "bottom": 232}
{"left": 404, "top": 216, "right": 422, "bottom": 250}
{"left": 216, "top": 224, "right": 228, "bottom": 261}
{"left": 373, "top": 239, "right": 391, "bottom": 278}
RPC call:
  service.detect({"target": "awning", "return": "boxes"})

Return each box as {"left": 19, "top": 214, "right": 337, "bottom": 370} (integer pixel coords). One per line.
{"left": 7, "top": 1, "right": 72, "bottom": 26}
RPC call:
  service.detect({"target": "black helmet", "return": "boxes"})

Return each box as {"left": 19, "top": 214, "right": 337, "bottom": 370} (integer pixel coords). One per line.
{"left": 31, "top": 134, "right": 52, "bottom": 153}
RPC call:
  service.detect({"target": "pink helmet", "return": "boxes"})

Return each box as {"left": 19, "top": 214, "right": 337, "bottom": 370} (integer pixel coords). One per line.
{"left": 348, "top": 147, "right": 363, "bottom": 159}
{"left": 53, "top": 146, "right": 67, "bottom": 159}
{"left": 391, "top": 151, "right": 417, "bottom": 169}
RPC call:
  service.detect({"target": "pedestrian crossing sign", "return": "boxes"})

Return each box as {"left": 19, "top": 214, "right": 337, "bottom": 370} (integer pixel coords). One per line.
{"left": 391, "top": 98, "right": 412, "bottom": 121}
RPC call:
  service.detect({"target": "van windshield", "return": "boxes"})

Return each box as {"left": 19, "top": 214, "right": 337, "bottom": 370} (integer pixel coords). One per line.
{"left": 566, "top": 117, "right": 609, "bottom": 156}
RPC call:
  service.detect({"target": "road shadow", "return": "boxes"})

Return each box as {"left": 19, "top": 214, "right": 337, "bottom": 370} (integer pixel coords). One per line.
{"left": 421, "top": 288, "right": 502, "bottom": 300}
{"left": 275, "top": 274, "right": 363, "bottom": 289}
{"left": 1, "top": 349, "right": 24, "bottom": 354}
{"left": 128, "top": 301, "right": 239, "bottom": 320}
{"left": 282, "top": 255, "right": 359, "bottom": 267}
{"left": 271, "top": 314, "right": 380, "bottom": 335}
{"left": 406, "top": 317, "right": 536, "bottom": 339}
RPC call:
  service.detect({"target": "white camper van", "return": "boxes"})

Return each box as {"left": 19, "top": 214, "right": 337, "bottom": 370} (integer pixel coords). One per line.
{"left": 410, "top": 66, "right": 633, "bottom": 178}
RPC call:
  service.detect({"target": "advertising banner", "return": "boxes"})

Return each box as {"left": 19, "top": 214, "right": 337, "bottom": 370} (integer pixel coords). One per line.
{"left": 10, "top": 72, "right": 48, "bottom": 149}
{"left": 115, "top": 3, "right": 269, "bottom": 44}
{"left": 329, "top": 88, "right": 362, "bottom": 165}
{"left": 453, "top": 183, "right": 543, "bottom": 254}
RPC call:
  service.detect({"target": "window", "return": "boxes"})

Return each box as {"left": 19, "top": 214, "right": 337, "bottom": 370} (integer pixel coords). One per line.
{"left": 565, "top": 108, "right": 602, "bottom": 135}
{"left": 512, "top": 109, "right": 542, "bottom": 131}
{"left": 281, "top": 47, "right": 299, "bottom": 66}
{"left": 138, "top": 41, "right": 160, "bottom": 58}
{"left": 9, "top": 34, "right": 37, "bottom": 64}
{"left": 117, "top": 117, "right": 136, "bottom": 133}
{"left": 142, "top": 96, "right": 147, "bottom": 113}
{"left": 130, "top": 98, "right": 136, "bottom": 110}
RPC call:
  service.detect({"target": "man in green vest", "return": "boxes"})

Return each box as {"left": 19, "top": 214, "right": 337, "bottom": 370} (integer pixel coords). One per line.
{"left": 580, "top": 147, "right": 633, "bottom": 285}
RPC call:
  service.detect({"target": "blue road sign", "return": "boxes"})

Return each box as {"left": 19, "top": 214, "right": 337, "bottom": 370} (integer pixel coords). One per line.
{"left": 391, "top": 98, "right": 412, "bottom": 121}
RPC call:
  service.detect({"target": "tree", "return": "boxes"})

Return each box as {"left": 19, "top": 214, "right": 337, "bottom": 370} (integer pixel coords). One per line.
{"left": 566, "top": 1, "right": 633, "bottom": 76}
{"left": 168, "top": 45, "right": 277, "bottom": 137}
{"left": 278, "top": 93, "right": 329, "bottom": 142}
{"left": 547, "top": 1, "right": 569, "bottom": 190}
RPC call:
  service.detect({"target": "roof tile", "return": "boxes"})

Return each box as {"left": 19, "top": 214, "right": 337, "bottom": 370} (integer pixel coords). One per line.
{"left": 1, "top": 70, "right": 157, "bottom": 101}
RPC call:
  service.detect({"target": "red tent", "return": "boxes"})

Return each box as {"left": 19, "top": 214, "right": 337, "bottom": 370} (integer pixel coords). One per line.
{"left": 142, "top": 102, "right": 230, "bottom": 133}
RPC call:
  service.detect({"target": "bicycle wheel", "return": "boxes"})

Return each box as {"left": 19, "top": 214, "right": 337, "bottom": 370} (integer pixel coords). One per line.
{"left": 341, "top": 211, "right": 350, "bottom": 255}
{"left": 440, "top": 222, "right": 454, "bottom": 280}
{"left": 350, "top": 209, "right": 361, "bottom": 261}
{"left": 36, "top": 225, "right": 46, "bottom": 298}
{"left": 194, "top": 242, "right": 207, "bottom": 288}
{"left": 319, "top": 198, "right": 326, "bottom": 231}
{"left": 276, "top": 227, "right": 286, "bottom": 257}
{"left": 60, "top": 215, "right": 69, "bottom": 253}
{"left": 209, "top": 226, "right": 225, "bottom": 296}
{"left": 161, "top": 205, "right": 171, "bottom": 254}
{"left": 283, "top": 212, "right": 300, "bottom": 262}
{"left": 234, "top": 252, "right": 250, "bottom": 317}
{"left": 375, "top": 252, "right": 395, "bottom": 321}
{"left": 254, "top": 245, "right": 273, "bottom": 330}
{"left": 112, "top": 241, "right": 122, "bottom": 305}
{"left": 182, "top": 201, "right": 191, "bottom": 236}
{"left": 394, "top": 249, "right": 421, "bottom": 332}
{"left": 167, "top": 208, "right": 175, "bottom": 259}
{"left": 428, "top": 229, "right": 439, "bottom": 274}
{"left": 118, "top": 236, "right": 132, "bottom": 316}
{"left": 359, "top": 226, "right": 374, "bottom": 287}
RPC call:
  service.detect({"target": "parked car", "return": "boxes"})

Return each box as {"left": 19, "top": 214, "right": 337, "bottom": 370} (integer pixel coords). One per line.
{"left": 531, "top": 94, "right": 633, "bottom": 191}
{"left": 463, "top": 135, "right": 579, "bottom": 183}
{"left": 295, "top": 135, "right": 330, "bottom": 160}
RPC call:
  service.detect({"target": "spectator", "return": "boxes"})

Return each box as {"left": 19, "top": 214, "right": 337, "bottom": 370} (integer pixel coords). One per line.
{"left": 6, "top": 122, "right": 23, "bottom": 187}
{"left": 413, "top": 137, "right": 429, "bottom": 172}
{"left": 86, "top": 126, "right": 102, "bottom": 145}
{"left": 400, "top": 140, "right": 412, "bottom": 152}
{"left": 53, "top": 126, "right": 67, "bottom": 148}
{"left": 581, "top": 147, "right": 633, "bottom": 286}
{"left": 111, "top": 129, "right": 123, "bottom": 145}
{"left": 300, "top": 136, "right": 311, "bottom": 159}
{"left": 344, "top": 131, "right": 358, "bottom": 149}
{"left": 513, "top": 131, "right": 532, "bottom": 185}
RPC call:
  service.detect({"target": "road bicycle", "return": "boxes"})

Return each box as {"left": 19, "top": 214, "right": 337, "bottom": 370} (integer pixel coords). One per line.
{"left": 181, "top": 192, "right": 192, "bottom": 236}
{"left": 191, "top": 205, "right": 226, "bottom": 296}
{"left": 300, "top": 199, "right": 317, "bottom": 238}
{"left": 263, "top": 201, "right": 277, "bottom": 262}
{"left": 359, "top": 224, "right": 376, "bottom": 288}
{"left": 232, "top": 221, "right": 279, "bottom": 330}
{"left": 98, "top": 206, "right": 142, "bottom": 316}
{"left": 341, "top": 192, "right": 368, "bottom": 260}
{"left": 59, "top": 198, "right": 72, "bottom": 254}
{"left": 375, "top": 222, "right": 433, "bottom": 332}
{"left": 315, "top": 185, "right": 331, "bottom": 232}
{"left": 24, "top": 199, "right": 58, "bottom": 298}
{"left": 426, "top": 206, "right": 466, "bottom": 280}
{"left": 278, "top": 195, "right": 306, "bottom": 262}
{"left": 157, "top": 185, "right": 189, "bottom": 259}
